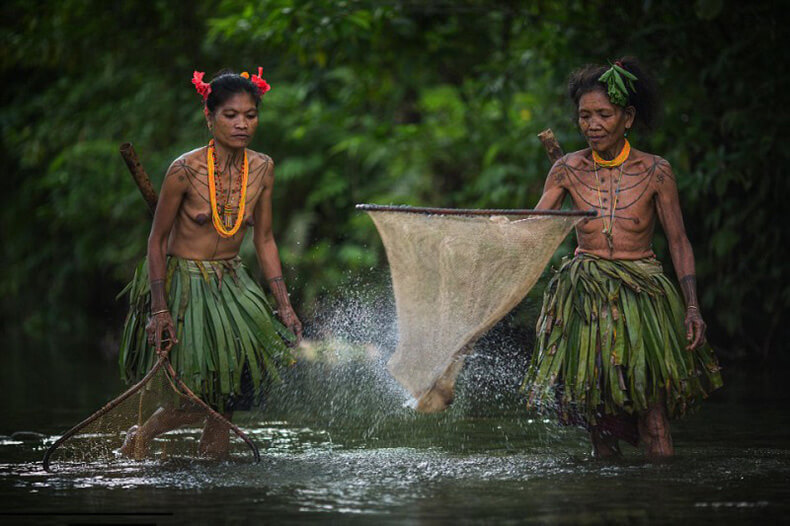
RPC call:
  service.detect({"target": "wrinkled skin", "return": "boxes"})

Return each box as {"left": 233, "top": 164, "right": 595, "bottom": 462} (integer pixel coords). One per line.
{"left": 535, "top": 89, "right": 706, "bottom": 457}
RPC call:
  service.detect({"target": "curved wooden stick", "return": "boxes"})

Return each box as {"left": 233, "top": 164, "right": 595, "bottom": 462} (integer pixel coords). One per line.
{"left": 42, "top": 357, "right": 166, "bottom": 472}
{"left": 538, "top": 128, "right": 565, "bottom": 163}
{"left": 119, "top": 142, "right": 157, "bottom": 214}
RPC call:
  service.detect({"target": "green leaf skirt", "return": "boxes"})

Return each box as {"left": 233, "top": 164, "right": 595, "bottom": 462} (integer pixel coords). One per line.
{"left": 523, "top": 253, "right": 723, "bottom": 425}
{"left": 118, "top": 257, "right": 294, "bottom": 412}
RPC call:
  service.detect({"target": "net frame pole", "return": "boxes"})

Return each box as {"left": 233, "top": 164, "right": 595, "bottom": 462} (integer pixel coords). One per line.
{"left": 355, "top": 204, "right": 595, "bottom": 217}
{"left": 357, "top": 128, "right": 591, "bottom": 218}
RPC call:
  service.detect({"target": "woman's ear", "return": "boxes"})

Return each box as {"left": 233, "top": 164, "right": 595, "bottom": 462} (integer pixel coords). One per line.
{"left": 624, "top": 105, "right": 636, "bottom": 129}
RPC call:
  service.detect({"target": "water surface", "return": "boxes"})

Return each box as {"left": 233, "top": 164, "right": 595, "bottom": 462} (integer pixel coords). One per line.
{"left": 1, "top": 343, "right": 788, "bottom": 524}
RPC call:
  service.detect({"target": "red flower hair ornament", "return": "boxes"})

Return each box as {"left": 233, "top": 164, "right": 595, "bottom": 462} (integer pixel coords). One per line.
{"left": 191, "top": 71, "right": 212, "bottom": 101}
{"left": 191, "top": 68, "right": 272, "bottom": 103}
{"left": 242, "top": 67, "right": 272, "bottom": 96}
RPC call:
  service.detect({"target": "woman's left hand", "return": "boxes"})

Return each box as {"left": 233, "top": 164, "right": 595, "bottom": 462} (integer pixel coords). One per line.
{"left": 277, "top": 305, "right": 303, "bottom": 345}
{"left": 684, "top": 307, "right": 706, "bottom": 350}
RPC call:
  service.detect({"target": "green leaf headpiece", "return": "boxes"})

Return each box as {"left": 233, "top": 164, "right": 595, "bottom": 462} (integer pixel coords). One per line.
{"left": 598, "top": 61, "right": 638, "bottom": 107}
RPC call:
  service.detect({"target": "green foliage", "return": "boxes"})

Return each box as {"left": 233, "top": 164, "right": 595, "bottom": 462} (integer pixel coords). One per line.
{"left": 598, "top": 64, "right": 637, "bottom": 107}
{"left": 1, "top": 0, "right": 786, "bottom": 362}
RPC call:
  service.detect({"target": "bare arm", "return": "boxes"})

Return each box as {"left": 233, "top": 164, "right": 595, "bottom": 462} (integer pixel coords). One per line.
{"left": 535, "top": 158, "right": 569, "bottom": 210}
{"left": 654, "top": 159, "right": 706, "bottom": 350}
{"left": 145, "top": 161, "right": 188, "bottom": 354}
{"left": 252, "top": 158, "right": 303, "bottom": 343}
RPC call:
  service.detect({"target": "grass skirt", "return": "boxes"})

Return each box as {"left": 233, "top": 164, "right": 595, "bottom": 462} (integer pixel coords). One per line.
{"left": 523, "top": 253, "right": 723, "bottom": 427}
{"left": 118, "top": 256, "right": 294, "bottom": 412}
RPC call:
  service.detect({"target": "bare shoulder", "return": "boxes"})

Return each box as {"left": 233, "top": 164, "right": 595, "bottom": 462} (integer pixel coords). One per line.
{"left": 163, "top": 147, "right": 206, "bottom": 184}
{"left": 550, "top": 150, "right": 584, "bottom": 171}
{"left": 248, "top": 149, "right": 274, "bottom": 167}
{"left": 176, "top": 146, "right": 206, "bottom": 166}
{"left": 546, "top": 149, "right": 590, "bottom": 187}
{"left": 631, "top": 149, "right": 676, "bottom": 188}
{"left": 563, "top": 148, "right": 593, "bottom": 170}
{"left": 247, "top": 149, "right": 274, "bottom": 177}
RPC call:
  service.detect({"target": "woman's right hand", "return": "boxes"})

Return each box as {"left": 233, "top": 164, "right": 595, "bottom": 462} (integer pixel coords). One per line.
{"left": 277, "top": 305, "right": 303, "bottom": 345}
{"left": 145, "top": 311, "right": 178, "bottom": 356}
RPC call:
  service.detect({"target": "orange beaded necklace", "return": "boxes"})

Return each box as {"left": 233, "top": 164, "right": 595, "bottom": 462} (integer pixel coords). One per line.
{"left": 207, "top": 139, "right": 248, "bottom": 238}
{"left": 592, "top": 138, "right": 630, "bottom": 167}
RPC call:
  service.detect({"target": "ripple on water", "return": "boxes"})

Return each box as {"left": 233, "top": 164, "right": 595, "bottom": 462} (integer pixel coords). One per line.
{"left": 2, "top": 336, "right": 790, "bottom": 522}
{"left": 1, "top": 418, "right": 789, "bottom": 522}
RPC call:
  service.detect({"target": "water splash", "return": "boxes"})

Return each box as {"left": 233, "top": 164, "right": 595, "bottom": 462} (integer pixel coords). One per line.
{"left": 253, "top": 274, "right": 563, "bottom": 452}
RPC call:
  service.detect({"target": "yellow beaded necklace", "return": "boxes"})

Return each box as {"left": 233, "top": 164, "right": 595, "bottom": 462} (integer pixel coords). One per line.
{"left": 207, "top": 139, "right": 248, "bottom": 238}
{"left": 592, "top": 138, "right": 630, "bottom": 167}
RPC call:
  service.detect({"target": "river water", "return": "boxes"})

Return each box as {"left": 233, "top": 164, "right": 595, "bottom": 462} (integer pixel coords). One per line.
{"left": 1, "top": 338, "right": 788, "bottom": 524}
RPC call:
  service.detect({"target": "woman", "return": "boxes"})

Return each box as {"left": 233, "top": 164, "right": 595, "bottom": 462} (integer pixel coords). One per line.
{"left": 118, "top": 68, "right": 302, "bottom": 459}
{"left": 523, "top": 58, "right": 722, "bottom": 457}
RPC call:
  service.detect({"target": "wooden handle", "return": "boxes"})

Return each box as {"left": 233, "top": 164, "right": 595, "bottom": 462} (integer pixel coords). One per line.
{"left": 538, "top": 129, "right": 564, "bottom": 164}
{"left": 120, "top": 142, "right": 158, "bottom": 214}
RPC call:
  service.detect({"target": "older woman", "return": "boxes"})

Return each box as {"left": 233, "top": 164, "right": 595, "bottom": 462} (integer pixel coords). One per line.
{"left": 118, "top": 69, "right": 302, "bottom": 459}
{"left": 524, "top": 58, "right": 722, "bottom": 457}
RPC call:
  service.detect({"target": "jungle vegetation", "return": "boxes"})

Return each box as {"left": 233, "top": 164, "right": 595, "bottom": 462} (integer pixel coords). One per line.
{"left": 1, "top": 0, "right": 785, "bottom": 364}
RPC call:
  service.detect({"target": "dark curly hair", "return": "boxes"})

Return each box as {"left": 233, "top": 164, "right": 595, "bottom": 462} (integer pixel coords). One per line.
{"left": 568, "top": 57, "right": 661, "bottom": 131}
{"left": 205, "top": 70, "right": 261, "bottom": 113}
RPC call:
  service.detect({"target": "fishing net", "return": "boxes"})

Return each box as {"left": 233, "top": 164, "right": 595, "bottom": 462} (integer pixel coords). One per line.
{"left": 43, "top": 362, "right": 262, "bottom": 470}
{"left": 364, "top": 208, "right": 583, "bottom": 412}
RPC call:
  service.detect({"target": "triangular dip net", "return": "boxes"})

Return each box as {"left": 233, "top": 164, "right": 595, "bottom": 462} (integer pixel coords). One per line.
{"left": 364, "top": 207, "right": 583, "bottom": 412}
{"left": 43, "top": 363, "right": 260, "bottom": 470}
{"left": 44, "top": 367, "right": 215, "bottom": 467}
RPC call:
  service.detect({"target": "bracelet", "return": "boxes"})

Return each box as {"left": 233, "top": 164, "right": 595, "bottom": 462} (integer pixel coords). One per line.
{"left": 687, "top": 305, "right": 699, "bottom": 311}
{"left": 268, "top": 276, "right": 284, "bottom": 283}
{"left": 151, "top": 309, "right": 170, "bottom": 316}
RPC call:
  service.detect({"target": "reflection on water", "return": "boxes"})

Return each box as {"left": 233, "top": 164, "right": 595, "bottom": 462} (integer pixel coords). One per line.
{"left": 1, "top": 339, "right": 789, "bottom": 524}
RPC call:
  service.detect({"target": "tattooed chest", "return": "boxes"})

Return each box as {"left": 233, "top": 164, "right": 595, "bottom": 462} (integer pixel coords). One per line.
{"left": 561, "top": 162, "right": 660, "bottom": 233}
{"left": 177, "top": 183, "right": 259, "bottom": 229}
{"left": 573, "top": 182, "right": 654, "bottom": 215}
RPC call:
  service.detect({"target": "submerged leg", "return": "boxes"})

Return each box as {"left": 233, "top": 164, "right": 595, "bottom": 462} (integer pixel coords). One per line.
{"left": 198, "top": 412, "right": 232, "bottom": 459}
{"left": 120, "top": 406, "right": 204, "bottom": 459}
{"left": 638, "top": 396, "right": 674, "bottom": 458}
{"left": 590, "top": 428, "right": 622, "bottom": 458}
{"left": 416, "top": 346, "right": 473, "bottom": 413}
{"left": 415, "top": 358, "right": 463, "bottom": 413}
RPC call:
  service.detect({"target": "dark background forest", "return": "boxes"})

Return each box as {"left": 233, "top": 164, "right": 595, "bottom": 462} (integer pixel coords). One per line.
{"left": 1, "top": 0, "right": 786, "bottom": 368}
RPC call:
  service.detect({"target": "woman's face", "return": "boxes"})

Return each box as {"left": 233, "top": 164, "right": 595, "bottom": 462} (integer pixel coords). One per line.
{"left": 208, "top": 92, "right": 259, "bottom": 149}
{"left": 577, "top": 89, "right": 635, "bottom": 155}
